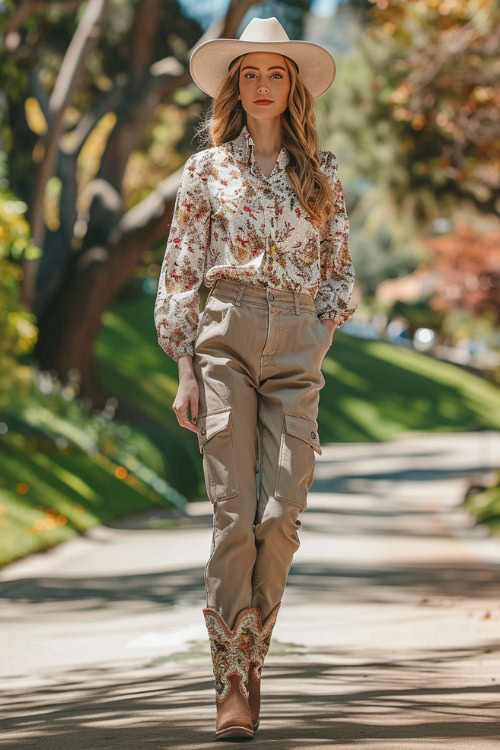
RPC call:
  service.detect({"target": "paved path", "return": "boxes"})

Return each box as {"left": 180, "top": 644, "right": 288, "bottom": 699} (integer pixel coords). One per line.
{"left": 1, "top": 431, "right": 500, "bottom": 749}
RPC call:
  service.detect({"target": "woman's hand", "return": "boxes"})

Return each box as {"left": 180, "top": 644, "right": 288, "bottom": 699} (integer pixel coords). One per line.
{"left": 173, "top": 356, "right": 200, "bottom": 434}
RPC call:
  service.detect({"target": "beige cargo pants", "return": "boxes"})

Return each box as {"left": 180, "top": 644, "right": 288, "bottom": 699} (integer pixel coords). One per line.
{"left": 192, "top": 278, "right": 329, "bottom": 631}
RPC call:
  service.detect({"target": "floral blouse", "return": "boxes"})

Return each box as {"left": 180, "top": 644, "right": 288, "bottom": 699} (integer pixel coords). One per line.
{"left": 154, "top": 124, "right": 357, "bottom": 362}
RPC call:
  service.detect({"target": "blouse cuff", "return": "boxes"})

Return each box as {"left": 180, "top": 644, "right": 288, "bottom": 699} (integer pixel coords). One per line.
{"left": 158, "top": 336, "right": 194, "bottom": 362}
{"left": 173, "top": 345, "right": 195, "bottom": 361}
{"left": 318, "top": 305, "right": 357, "bottom": 327}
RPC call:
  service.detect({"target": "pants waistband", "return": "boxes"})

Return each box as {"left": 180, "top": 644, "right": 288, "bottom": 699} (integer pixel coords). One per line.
{"left": 209, "top": 278, "right": 316, "bottom": 315}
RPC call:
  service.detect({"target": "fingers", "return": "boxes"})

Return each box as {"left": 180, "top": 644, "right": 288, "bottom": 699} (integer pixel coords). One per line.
{"left": 190, "top": 392, "right": 199, "bottom": 431}
{"left": 174, "top": 398, "right": 200, "bottom": 434}
{"left": 176, "top": 408, "right": 199, "bottom": 433}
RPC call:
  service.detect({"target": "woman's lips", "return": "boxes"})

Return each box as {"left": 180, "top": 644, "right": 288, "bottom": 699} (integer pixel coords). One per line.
{"left": 255, "top": 100, "right": 273, "bottom": 105}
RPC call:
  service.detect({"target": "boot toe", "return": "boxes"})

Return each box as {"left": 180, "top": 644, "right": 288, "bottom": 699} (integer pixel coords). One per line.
{"left": 215, "top": 673, "right": 254, "bottom": 740}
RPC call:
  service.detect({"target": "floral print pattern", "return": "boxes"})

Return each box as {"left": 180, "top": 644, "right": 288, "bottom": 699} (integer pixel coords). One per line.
{"left": 154, "top": 124, "right": 357, "bottom": 361}
{"left": 248, "top": 602, "right": 281, "bottom": 683}
{"left": 203, "top": 606, "right": 259, "bottom": 703}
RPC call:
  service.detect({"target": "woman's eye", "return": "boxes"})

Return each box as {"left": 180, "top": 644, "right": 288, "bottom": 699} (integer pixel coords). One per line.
{"left": 243, "top": 73, "right": 282, "bottom": 79}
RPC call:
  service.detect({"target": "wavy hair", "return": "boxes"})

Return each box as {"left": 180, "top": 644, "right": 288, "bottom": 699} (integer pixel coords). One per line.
{"left": 194, "top": 52, "right": 335, "bottom": 229}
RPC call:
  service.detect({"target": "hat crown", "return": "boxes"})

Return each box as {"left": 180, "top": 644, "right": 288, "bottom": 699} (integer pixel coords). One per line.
{"left": 239, "top": 16, "right": 290, "bottom": 43}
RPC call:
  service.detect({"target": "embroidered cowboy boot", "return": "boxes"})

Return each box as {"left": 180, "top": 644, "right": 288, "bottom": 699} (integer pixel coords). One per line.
{"left": 247, "top": 602, "right": 281, "bottom": 732}
{"left": 203, "top": 606, "right": 260, "bottom": 740}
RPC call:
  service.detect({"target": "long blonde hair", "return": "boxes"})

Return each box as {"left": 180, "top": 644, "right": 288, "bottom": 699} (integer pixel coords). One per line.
{"left": 194, "top": 53, "right": 335, "bottom": 229}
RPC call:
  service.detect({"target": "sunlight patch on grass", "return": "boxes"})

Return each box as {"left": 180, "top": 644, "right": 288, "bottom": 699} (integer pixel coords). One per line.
{"left": 33, "top": 453, "right": 99, "bottom": 502}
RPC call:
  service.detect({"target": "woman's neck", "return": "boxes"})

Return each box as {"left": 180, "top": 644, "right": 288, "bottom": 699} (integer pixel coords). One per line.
{"left": 245, "top": 117, "right": 283, "bottom": 156}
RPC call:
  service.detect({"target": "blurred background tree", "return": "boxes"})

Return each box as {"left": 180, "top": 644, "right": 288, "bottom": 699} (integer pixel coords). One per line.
{"left": 319, "top": 0, "right": 499, "bottom": 304}
{"left": 361, "top": 0, "right": 497, "bottom": 221}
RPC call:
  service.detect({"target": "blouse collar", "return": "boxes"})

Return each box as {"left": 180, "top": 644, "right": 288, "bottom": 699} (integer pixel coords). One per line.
{"left": 230, "top": 123, "right": 290, "bottom": 177}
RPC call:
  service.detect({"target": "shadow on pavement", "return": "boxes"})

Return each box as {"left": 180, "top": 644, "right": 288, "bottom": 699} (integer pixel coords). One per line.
{"left": 1, "top": 556, "right": 500, "bottom": 611}
{"left": 1, "top": 647, "right": 499, "bottom": 748}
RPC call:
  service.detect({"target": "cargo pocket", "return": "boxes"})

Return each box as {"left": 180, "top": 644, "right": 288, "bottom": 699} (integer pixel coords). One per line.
{"left": 197, "top": 406, "right": 240, "bottom": 502}
{"left": 275, "top": 412, "right": 322, "bottom": 510}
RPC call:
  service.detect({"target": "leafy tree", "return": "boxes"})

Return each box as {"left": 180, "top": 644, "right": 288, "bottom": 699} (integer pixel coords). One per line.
{"left": 2, "top": 0, "right": 270, "bottom": 403}
{"left": 362, "top": 0, "right": 498, "bottom": 222}
{"left": 318, "top": 0, "right": 498, "bottom": 307}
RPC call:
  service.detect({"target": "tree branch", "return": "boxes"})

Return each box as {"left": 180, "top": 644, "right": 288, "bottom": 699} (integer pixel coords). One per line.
{"left": 22, "top": 0, "right": 109, "bottom": 307}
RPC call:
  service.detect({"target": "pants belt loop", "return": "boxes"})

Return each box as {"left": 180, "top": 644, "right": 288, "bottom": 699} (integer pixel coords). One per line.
{"left": 293, "top": 291, "right": 300, "bottom": 315}
{"left": 235, "top": 281, "right": 246, "bottom": 306}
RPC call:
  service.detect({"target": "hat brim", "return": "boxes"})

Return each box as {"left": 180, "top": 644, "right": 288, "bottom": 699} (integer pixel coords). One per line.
{"left": 189, "top": 39, "right": 336, "bottom": 100}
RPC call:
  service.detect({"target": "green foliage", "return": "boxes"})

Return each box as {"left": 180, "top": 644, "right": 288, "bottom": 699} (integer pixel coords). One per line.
{"left": 0, "top": 1, "right": 29, "bottom": 98}
{"left": 0, "top": 184, "right": 41, "bottom": 407}
{"left": 318, "top": 1, "right": 498, "bottom": 308}
{"left": 318, "top": 36, "right": 427, "bottom": 297}
{"left": 0, "top": 367, "right": 187, "bottom": 566}
{"left": 354, "top": 0, "right": 496, "bottom": 220}
{"left": 463, "top": 471, "right": 500, "bottom": 535}
{"left": 441, "top": 310, "right": 497, "bottom": 348}
{"left": 350, "top": 222, "right": 421, "bottom": 296}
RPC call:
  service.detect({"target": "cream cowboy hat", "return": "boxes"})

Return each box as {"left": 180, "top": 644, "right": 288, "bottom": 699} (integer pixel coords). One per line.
{"left": 189, "top": 16, "right": 336, "bottom": 100}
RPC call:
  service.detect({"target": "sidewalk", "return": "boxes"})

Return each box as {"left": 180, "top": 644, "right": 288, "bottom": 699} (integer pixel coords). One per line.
{"left": 1, "top": 431, "right": 500, "bottom": 749}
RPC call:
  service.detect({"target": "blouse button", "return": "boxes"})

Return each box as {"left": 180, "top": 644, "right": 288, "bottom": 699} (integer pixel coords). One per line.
{"left": 201, "top": 427, "right": 206, "bottom": 435}
{"left": 311, "top": 431, "right": 316, "bottom": 439}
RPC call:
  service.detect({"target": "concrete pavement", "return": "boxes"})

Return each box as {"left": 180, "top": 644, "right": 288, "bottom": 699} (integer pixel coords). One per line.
{"left": 1, "top": 431, "right": 500, "bottom": 749}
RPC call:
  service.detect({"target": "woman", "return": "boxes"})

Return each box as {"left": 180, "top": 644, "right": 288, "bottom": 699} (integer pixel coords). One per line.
{"left": 154, "top": 16, "right": 357, "bottom": 740}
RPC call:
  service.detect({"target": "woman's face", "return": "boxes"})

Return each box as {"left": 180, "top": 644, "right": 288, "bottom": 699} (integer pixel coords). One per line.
{"left": 238, "top": 51, "right": 291, "bottom": 120}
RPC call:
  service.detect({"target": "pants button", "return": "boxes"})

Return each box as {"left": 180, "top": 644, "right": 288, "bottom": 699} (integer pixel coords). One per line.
{"left": 311, "top": 431, "right": 316, "bottom": 439}
{"left": 268, "top": 292, "right": 274, "bottom": 301}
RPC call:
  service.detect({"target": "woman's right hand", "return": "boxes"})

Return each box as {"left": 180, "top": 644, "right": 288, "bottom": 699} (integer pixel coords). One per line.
{"left": 173, "top": 355, "right": 200, "bottom": 434}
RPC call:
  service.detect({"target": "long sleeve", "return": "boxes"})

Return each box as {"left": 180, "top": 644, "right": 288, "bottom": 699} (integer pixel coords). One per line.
{"left": 154, "top": 152, "right": 211, "bottom": 361}
{"left": 315, "top": 151, "right": 357, "bottom": 325}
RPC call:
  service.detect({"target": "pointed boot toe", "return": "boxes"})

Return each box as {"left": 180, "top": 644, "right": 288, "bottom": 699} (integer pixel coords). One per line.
{"left": 215, "top": 673, "right": 254, "bottom": 740}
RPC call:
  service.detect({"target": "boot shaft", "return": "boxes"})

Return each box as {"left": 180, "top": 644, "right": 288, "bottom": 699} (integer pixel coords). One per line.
{"left": 203, "top": 606, "right": 261, "bottom": 702}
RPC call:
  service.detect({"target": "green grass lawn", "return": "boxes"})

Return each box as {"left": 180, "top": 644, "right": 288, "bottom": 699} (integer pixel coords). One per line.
{"left": 0, "top": 376, "right": 187, "bottom": 568}
{"left": 97, "top": 291, "right": 500, "bottom": 445}
{"left": 318, "top": 335, "right": 500, "bottom": 441}
{"left": 0, "top": 445, "right": 171, "bottom": 566}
